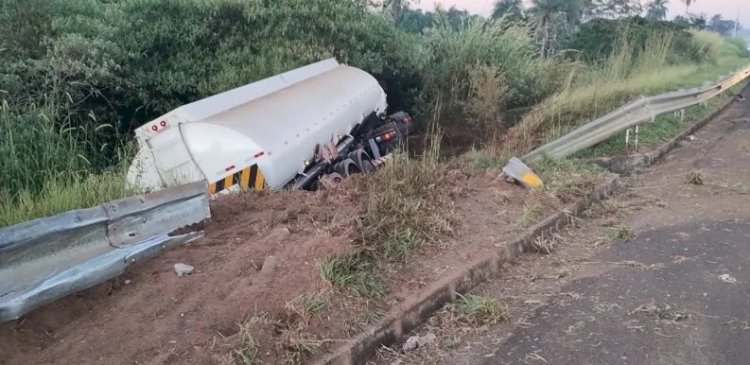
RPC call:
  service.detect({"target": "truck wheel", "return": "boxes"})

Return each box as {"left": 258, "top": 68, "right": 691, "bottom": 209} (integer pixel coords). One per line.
{"left": 332, "top": 158, "right": 361, "bottom": 177}
{"left": 348, "top": 149, "right": 375, "bottom": 173}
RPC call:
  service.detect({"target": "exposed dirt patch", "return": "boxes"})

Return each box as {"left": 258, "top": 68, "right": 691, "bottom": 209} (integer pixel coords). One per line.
{"left": 0, "top": 161, "right": 602, "bottom": 365}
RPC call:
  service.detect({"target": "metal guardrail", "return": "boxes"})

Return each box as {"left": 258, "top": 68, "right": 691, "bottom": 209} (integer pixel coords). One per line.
{"left": 523, "top": 65, "right": 750, "bottom": 160}
{"left": 0, "top": 182, "right": 210, "bottom": 322}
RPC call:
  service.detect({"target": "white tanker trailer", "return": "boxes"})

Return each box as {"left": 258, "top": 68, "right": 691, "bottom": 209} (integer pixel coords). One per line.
{"left": 127, "top": 59, "right": 411, "bottom": 194}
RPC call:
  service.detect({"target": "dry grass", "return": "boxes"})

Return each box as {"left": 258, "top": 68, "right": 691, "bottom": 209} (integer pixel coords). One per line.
{"left": 287, "top": 293, "right": 328, "bottom": 318}
{"left": 466, "top": 64, "right": 508, "bottom": 132}
{"left": 685, "top": 170, "right": 704, "bottom": 185}
{"left": 531, "top": 156, "right": 607, "bottom": 201}
{"left": 530, "top": 235, "right": 556, "bottom": 255}
{"left": 283, "top": 337, "right": 327, "bottom": 365}
{"left": 518, "top": 202, "right": 542, "bottom": 228}
{"left": 319, "top": 129, "right": 457, "bottom": 297}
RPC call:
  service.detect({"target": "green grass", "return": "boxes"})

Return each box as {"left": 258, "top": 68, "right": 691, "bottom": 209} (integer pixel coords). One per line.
{"left": 0, "top": 171, "right": 133, "bottom": 228}
{"left": 455, "top": 293, "right": 508, "bottom": 326}
{"left": 318, "top": 250, "right": 386, "bottom": 298}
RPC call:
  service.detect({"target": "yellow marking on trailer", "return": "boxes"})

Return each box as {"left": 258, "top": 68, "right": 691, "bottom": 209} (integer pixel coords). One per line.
{"left": 224, "top": 174, "right": 234, "bottom": 189}
{"left": 254, "top": 170, "right": 265, "bottom": 191}
{"left": 241, "top": 167, "right": 251, "bottom": 191}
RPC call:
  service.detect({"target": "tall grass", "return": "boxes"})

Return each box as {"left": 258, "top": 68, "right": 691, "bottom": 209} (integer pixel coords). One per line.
{"left": 0, "top": 172, "right": 132, "bottom": 227}
{"left": 687, "top": 29, "right": 723, "bottom": 64}
{"left": 424, "top": 17, "right": 559, "bottom": 112}
{"left": 499, "top": 29, "right": 748, "bottom": 155}
{"left": 319, "top": 125, "right": 456, "bottom": 297}
{"left": 0, "top": 99, "right": 133, "bottom": 227}
{"left": 724, "top": 36, "right": 750, "bottom": 58}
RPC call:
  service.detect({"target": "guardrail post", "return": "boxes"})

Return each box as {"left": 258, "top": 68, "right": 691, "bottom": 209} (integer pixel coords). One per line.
{"left": 625, "top": 128, "right": 632, "bottom": 149}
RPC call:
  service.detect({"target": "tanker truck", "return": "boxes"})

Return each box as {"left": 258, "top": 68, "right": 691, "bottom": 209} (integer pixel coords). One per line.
{"left": 126, "top": 59, "right": 411, "bottom": 194}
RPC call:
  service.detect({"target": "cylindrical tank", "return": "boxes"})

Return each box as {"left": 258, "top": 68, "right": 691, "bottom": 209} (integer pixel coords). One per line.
{"left": 127, "top": 59, "right": 388, "bottom": 191}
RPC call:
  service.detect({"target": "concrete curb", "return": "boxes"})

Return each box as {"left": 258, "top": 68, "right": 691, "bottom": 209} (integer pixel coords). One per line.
{"left": 315, "top": 176, "right": 621, "bottom": 365}
{"left": 593, "top": 83, "right": 748, "bottom": 174}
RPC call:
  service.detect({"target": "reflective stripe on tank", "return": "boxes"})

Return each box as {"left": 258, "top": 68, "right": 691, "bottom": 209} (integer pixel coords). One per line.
{"left": 208, "top": 164, "right": 265, "bottom": 194}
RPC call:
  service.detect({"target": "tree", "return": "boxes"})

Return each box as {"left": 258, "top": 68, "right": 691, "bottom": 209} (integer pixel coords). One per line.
{"left": 646, "top": 0, "right": 668, "bottom": 20}
{"left": 682, "top": 0, "right": 696, "bottom": 14}
{"left": 586, "top": 0, "right": 643, "bottom": 19}
{"left": 529, "top": 0, "right": 587, "bottom": 56}
{"left": 688, "top": 12, "right": 708, "bottom": 30}
{"left": 709, "top": 14, "right": 739, "bottom": 36}
{"left": 491, "top": 0, "right": 525, "bottom": 21}
{"left": 397, "top": 7, "right": 435, "bottom": 33}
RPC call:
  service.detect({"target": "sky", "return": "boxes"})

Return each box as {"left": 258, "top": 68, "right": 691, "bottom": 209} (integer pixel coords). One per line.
{"left": 415, "top": 0, "right": 750, "bottom": 25}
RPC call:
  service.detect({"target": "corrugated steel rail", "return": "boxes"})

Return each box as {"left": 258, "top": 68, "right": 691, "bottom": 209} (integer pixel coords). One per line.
{"left": 0, "top": 182, "right": 210, "bottom": 322}
{"left": 523, "top": 65, "right": 750, "bottom": 160}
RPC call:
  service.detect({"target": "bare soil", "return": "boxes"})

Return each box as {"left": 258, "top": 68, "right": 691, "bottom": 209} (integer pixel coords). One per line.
{"left": 0, "top": 114, "right": 617, "bottom": 365}
{"left": 0, "top": 162, "right": 593, "bottom": 365}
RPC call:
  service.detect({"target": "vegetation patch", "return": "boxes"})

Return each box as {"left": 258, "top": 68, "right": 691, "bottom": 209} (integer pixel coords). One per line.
{"left": 606, "top": 223, "right": 633, "bottom": 241}
{"left": 454, "top": 293, "right": 509, "bottom": 326}
{"left": 685, "top": 170, "right": 705, "bottom": 185}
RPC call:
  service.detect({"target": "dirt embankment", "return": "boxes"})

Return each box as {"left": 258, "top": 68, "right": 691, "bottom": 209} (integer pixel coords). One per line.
{"left": 0, "top": 160, "right": 600, "bottom": 364}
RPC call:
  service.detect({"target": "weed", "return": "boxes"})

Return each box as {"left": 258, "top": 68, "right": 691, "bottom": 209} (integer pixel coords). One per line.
{"left": 605, "top": 223, "right": 633, "bottom": 241}
{"left": 288, "top": 293, "right": 327, "bottom": 317}
{"left": 685, "top": 170, "right": 704, "bottom": 185}
{"left": 518, "top": 203, "right": 542, "bottom": 228}
{"left": 530, "top": 235, "right": 554, "bottom": 255}
{"left": 530, "top": 156, "right": 605, "bottom": 200}
{"left": 455, "top": 293, "right": 508, "bottom": 326}
{"left": 284, "top": 337, "right": 325, "bottom": 365}
{"left": 440, "top": 336, "right": 458, "bottom": 349}
{"left": 233, "top": 324, "right": 259, "bottom": 365}
{"left": 318, "top": 250, "right": 386, "bottom": 298}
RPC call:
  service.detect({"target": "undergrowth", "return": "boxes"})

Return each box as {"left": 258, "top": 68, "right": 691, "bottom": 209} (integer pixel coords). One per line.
{"left": 319, "top": 130, "right": 456, "bottom": 297}
{"left": 530, "top": 156, "right": 606, "bottom": 201}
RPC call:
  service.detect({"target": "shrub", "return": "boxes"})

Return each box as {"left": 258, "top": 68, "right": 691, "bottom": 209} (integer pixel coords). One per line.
{"left": 724, "top": 36, "right": 750, "bottom": 58}
{"left": 685, "top": 29, "right": 722, "bottom": 64}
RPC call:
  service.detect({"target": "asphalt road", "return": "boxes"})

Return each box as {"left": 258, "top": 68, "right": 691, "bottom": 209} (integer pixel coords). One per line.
{"left": 441, "top": 92, "right": 750, "bottom": 365}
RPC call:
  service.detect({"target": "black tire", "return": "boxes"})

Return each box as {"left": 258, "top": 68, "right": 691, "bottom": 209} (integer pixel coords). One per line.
{"left": 348, "top": 149, "right": 375, "bottom": 173}
{"left": 332, "top": 158, "right": 361, "bottom": 177}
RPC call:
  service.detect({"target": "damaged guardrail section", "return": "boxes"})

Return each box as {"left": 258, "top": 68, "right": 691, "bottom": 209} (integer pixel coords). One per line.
{"left": 522, "top": 65, "right": 750, "bottom": 161}
{"left": 0, "top": 182, "right": 210, "bottom": 322}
